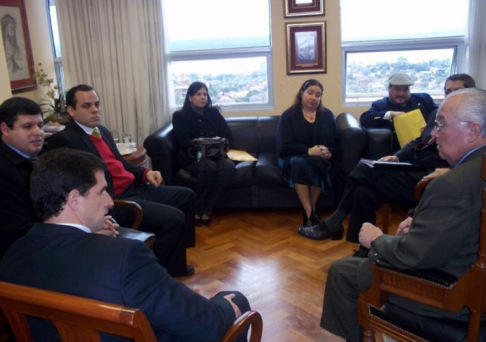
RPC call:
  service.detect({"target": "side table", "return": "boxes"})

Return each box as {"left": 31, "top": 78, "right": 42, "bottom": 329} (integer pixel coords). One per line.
{"left": 123, "top": 145, "right": 148, "bottom": 168}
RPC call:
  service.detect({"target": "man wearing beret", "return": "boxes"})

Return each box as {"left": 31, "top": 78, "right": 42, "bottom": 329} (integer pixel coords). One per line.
{"left": 360, "top": 72, "right": 438, "bottom": 151}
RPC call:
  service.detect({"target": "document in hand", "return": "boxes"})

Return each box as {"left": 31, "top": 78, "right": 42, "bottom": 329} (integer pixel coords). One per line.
{"left": 227, "top": 149, "right": 257, "bottom": 162}
{"left": 393, "top": 109, "right": 426, "bottom": 149}
{"left": 359, "top": 158, "right": 425, "bottom": 171}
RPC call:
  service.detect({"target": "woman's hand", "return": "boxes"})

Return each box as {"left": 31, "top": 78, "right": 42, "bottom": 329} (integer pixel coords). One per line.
{"left": 308, "top": 145, "right": 331, "bottom": 159}
{"left": 319, "top": 146, "right": 332, "bottom": 160}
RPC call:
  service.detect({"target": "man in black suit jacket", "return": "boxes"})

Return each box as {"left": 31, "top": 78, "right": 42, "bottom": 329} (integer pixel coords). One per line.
{"left": 0, "top": 149, "right": 250, "bottom": 341}
{"left": 47, "top": 84, "right": 196, "bottom": 277}
{"left": 0, "top": 97, "right": 44, "bottom": 259}
{"left": 360, "top": 73, "right": 438, "bottom": 151}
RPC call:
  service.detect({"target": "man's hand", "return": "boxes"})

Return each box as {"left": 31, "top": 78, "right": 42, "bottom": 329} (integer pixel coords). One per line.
{"left": 358, "top": 223, "right": 383, "bottom": 249}
{"left": 146, "top": 171, "right": 163, "bottom": 187}
{"left": 96, "top": 215, "right": 119, "bottom": 236}
{"left": 224, "top": 293, "right": 242, "bottom": 319}
{"left": 390, "top": 111, "right": 405, "bottom": 118}
{"left": 378, "top": 155, "right": 399, "bottom": 162}
{"left": 396, "top": 217, "right": 412, "bottom": 236}
{"left": 422, "top": 168, "right": 449, "bottom": 181}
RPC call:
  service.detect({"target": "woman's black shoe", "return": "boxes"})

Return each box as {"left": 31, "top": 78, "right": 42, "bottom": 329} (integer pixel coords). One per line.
{"left": 201, "top": 217, "right": 211, "bottom": 226}
{"left": 311, "top": 211, "right": 321, "bottom": 225}
{"left": 303, "top": 210, "right": 319, "bottom": 227}
{"left": 303, "top": 217, "right": 314, "bottom": 227}
{"left": 195, "top": 218, "right": 203, "bottom": 226}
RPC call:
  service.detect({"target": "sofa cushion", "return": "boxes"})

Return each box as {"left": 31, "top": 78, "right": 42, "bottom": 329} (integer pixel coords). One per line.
{"left": 227, "top": 161, "right": 255, "bottom": 188}
{"left": 255, "top": 153, "right": 287, "bottom": 187}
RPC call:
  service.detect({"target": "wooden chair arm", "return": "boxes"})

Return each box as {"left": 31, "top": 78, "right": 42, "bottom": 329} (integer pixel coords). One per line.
{"left": 113, "top": 200, "right": 143, "bottom": 230}
{"left": 221, "top": 310, "right": 263, "bottom": 342}
{"left": 414, "top": 177, "right": 433, "bottom": 201}
{"left": 361, "top": 262, "right": 469, "bottom": 313}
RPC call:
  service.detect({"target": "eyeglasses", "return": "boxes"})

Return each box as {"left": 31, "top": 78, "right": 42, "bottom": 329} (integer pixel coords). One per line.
{"left": 434, "top": 120, "right": 471, "bottom": 132}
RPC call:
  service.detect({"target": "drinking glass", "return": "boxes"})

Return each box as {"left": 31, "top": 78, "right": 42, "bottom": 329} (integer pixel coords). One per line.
{"left": 110, "top": 129, "right": 120, "bottom": 143}
{"left": 122, "top": 132, "right": 132, "bottom": 145}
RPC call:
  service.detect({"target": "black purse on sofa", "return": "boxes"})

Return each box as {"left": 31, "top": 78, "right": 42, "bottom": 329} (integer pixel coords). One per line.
{"left": 188, "top": 137, "right": 229, "bottom": 161}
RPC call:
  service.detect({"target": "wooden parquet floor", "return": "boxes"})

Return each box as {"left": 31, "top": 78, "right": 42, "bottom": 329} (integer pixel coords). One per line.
{"left": 180, "top": 208, "right": 403, "bottom": 342}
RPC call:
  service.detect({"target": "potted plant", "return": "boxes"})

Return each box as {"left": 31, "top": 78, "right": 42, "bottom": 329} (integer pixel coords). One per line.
{"left": 33, "top": 63, "right": 67, "bottom": 123}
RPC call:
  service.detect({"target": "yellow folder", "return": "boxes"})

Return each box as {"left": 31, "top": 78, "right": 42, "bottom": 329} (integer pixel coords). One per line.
{"left": 393, "top": 109, "right": 426, "bottom": 148}
{"left": 227, "top": 149, "right": 257, "bottom": 162}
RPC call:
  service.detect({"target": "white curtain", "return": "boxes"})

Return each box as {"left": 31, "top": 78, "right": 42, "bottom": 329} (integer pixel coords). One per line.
{"left": 56, "top": 0, "right": 170, "bottom": 144}
{"left": 467, "top": 0, "right": 486, "bottom": 89}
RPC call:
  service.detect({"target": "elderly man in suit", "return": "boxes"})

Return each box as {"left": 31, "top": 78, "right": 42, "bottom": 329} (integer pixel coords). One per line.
{"left": 47, "top": 84, "right": 196, "bottom": 277}
{"left": 320, "top": 88, "right": 486, "bottom": 342}
{"left": 0, "top": 149, "right": 250, "bottom": 341}
{"left": 360, "top": 72, "right": 438, "bottom": 152}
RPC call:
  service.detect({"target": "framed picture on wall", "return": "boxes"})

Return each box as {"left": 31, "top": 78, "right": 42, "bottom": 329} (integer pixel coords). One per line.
{"left": 0, "top": 0, "right": 36, "bottom": 93}
{"left": 286, "top": 22, "right": 326, "bottom": 75}
{"left": 285, "top": 0, "right": 324, "bottom": 18}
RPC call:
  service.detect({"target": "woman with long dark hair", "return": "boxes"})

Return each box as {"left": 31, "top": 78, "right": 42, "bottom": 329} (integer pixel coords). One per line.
{"left": 277, "top": 79, "right": 341, "bottom": 237}
{"left": 172, "top": 82, "right": 235, "bottom": 226}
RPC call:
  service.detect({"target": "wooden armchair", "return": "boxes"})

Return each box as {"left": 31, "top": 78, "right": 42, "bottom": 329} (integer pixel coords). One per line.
{"left": 358, "top": 154, "right": 486, "bottom": 341}
{"left": 113, "top": 199, "right": 155, "bottom": 248}
{"left": 0, "top": 281, "right": 263, "bottom": 342}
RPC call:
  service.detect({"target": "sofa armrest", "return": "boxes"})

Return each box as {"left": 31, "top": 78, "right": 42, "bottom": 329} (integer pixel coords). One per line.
{"left": 143, "top": 122, "right": 178, "bottom": 185}
{"left": 365, "top": 128, "right": 393, "bottom": 160}
{"left": 336, "top": 113, "right": 367, "bottom": 175}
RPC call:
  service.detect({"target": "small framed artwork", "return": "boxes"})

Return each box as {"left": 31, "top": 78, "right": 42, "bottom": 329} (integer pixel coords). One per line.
{"left": 286, "top": 22, "right": 326, "bottom": 75}
{"left": 0, "top": 0, "right": 36, "bottom": 93}
{"left": 285, "top": 0, "right": 324, "bottom": 18}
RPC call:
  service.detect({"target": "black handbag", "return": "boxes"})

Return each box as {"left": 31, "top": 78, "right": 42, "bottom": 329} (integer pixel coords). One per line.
{"left": 188, "top": 137, "right": 229, "bottom": 160}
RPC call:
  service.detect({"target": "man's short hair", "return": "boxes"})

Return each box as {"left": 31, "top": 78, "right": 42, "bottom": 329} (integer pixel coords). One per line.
{"left": 31, "top": 149, "right": 108, "bottom": 221}
{"left": 0, "top": 97, "right": 42, "bottom": 136}
{"left": 444, "top": 74, "right": 476, "bottom": 90}
{"left": 449, "top": 88, "right": 486, "bottom": 136}
{"left": 66, "top": 84, "right": 97, "bottom": 109}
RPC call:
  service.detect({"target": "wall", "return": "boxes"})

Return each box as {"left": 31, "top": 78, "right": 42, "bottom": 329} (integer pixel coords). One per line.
{"left": 230, "top": 0, "right": 365, "bottom": 117}
{"left": 0, "top": 0, "right": 55, "bottom": 104}
{"left": 0, "top": 1, "right": 363, "bottom": 117}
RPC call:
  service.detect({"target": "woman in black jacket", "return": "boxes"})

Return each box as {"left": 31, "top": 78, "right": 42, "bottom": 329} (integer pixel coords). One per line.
{"left": 172, "top": 82, "right": 235, "bottom": 226}
{"left": 277, "top": 79, "right": 339, "bottom": 230}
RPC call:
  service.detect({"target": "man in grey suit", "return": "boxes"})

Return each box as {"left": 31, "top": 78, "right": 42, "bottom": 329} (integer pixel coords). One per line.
{"left": 0, "top": 149, "right": 250, "bottom": 341}
{"left": 320, "top": 88, "right": 486, "bottom": 342}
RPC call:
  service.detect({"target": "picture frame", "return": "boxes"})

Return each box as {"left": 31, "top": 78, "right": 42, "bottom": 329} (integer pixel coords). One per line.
{"left": 285, "top": 0, "right": 324, "bottom": 18}
{"left": 0, "top": 0, "right": 36, "bottom": 93}
{"left": 286, "top": 22, "right": 326, "bottom": 75}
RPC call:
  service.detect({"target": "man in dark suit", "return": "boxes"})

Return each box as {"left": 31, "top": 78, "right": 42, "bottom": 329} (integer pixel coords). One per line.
{"left": 47, "top": 84, "right": 196, "bottom": 277}
{"left": 360, "top": 72, "right": 438, "bottom": 151}
{"left": 0, "top": 149, "right": 250, "bottom": 341}
{"left": 0, "top": 97, "right": 44, "bottom": 259}
{"left": 319, "top": 88, "right": 486, "bottom": 342}
{"left": 298, "top": 74, "right": 475, "bottom": 244}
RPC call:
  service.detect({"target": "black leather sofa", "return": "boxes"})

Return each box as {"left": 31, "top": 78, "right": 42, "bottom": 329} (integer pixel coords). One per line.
{"left": 143, "top": 113, "right": 392, "bottom": 209}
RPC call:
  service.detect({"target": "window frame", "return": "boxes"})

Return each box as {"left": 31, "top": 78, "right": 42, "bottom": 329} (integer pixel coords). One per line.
{"left": 168, "top": 47, "right": 274, "bottom": 112}
{"left": 341, "top": 36, "right": 466, "bottom": 107}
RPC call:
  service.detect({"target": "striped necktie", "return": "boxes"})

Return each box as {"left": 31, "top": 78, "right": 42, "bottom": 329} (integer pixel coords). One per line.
{"left": 92, "top": 127, "right": 102, "bottom": 139}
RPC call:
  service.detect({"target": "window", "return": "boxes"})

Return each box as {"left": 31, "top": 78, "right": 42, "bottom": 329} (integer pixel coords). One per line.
{"left": 162, "top": 0, "right": 272, "bottom": 111}
{"left": 46, "top": 0, "right": 64, "bottom": 94}
{"left": 340, "top": 0, "right": 469, "bottom": 105}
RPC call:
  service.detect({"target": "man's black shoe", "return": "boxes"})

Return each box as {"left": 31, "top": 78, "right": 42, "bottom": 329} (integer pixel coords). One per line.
{"left": 352, "top": 245, "right": 370, "bottom": 258}
{"left": 298, "top": 221, "right": 344, "bottom": 241}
